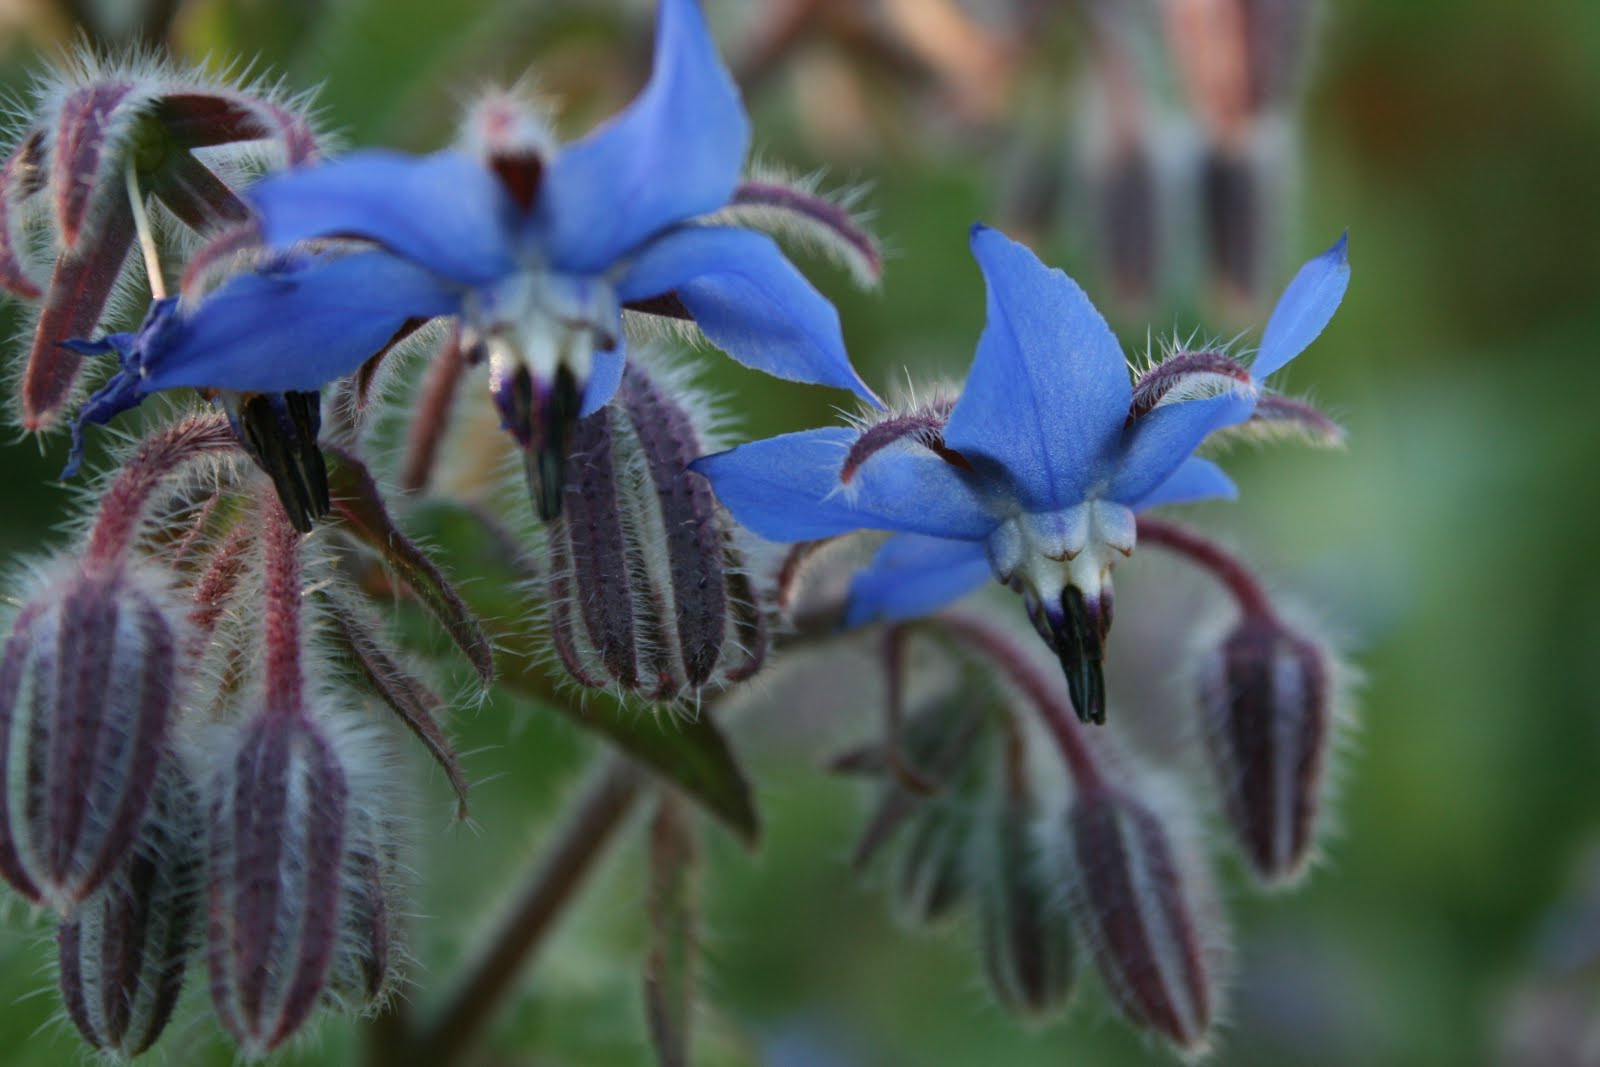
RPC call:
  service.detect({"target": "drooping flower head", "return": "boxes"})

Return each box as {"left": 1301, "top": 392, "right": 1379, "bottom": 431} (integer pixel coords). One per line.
{"left": 237, "top": 0, "right": 879, "bottom": 518}
{"left": 696, "top": 225, "right": 1348, "bottom": 722}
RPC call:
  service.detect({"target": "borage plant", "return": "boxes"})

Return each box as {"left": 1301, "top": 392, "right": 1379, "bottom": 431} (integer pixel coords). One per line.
{"left": 0, "top": 0, "right": 1354, "bottom": 1063}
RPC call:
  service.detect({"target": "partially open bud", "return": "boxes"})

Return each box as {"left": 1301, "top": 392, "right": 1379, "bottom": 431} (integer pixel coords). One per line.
{"left": 1063, "top": 785, "right": 1221, "bottom": 1056}
{"left": 206, "top": 710, "right": 349, "bottom": 1056}
{"left": 547, "top": 360, "right": 766, "bottom": 698}
{"left": 4, "top": 55, "right": 321, "bottom": 429}
{"left": 1200, "top": 613, "right": 1331, "bottom": 885}
{"left": 976, "top": 791, "right": 1078, "bottom": 1019}
{"left": 57, "top": 766, "right": 200, "bottom": 1058}
{"left": 0, "top": 563, "right": 182, "bottom": 911}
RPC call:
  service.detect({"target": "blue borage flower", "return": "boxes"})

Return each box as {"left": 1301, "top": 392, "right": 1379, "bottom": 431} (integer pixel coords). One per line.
{"left": 695, "top": 225, "right": 1349, "bottom": 723}
{"left": 240, "top": 0, "right": 879, "bottom": 517}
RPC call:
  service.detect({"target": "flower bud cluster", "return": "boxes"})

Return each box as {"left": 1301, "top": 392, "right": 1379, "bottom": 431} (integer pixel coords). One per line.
{"left": 835, "top": 593, "right": 1343, "bottom": 1057}
{"left": 0, "top": 419, "right": 436, "bottom": 1058}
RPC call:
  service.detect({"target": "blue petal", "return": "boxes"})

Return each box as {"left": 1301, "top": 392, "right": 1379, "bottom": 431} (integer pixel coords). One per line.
{"left": 1133, "top": 457, "right": 1238, "bottom": 511}
{"left": 581, "top": 342, "right": 627, "bottom": 416}
{"left": 536, "top": 0, "right": 748, "bottom": 272}
{"left": 146, "top": 253, "right": 457, "bottom": 393}
{"left": 620, "top": 226, "right": 878, "bottom": 405}
{"left": 1253, "top": 233, "right": 1350, "bottom": 379}
{"left": 250, "top": 151, "right": 519, "bottom": 287}
{"left": 943, "top": 225, "right": 1131, "bottom": 510}
{"left": 845, "top": 534, "right": 992, "bottom": 627}
{"left": 1107, "top": 391, "right": 1256, "bottom": 506}
{"left": 693, "top": 427, "right": 997, "bottom": 542}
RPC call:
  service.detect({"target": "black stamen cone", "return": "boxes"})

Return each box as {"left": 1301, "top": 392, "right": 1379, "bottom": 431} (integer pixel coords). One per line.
{"left": 234, "top": 391, "right": 329, "bottom": 533}
{"left": 1051, "top": 586, "right": 1112, "bottom": 725}
{"left": 534, "top": 365, "right": 582, "bottom": 522}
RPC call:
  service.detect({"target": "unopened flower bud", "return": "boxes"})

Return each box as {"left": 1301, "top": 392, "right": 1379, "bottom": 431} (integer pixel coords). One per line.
{"left": 893, "top": 798, "right": 973, "bottom": 927}
{"left": 1063, "top": 786, "right": 1221, "bottom": 1055}
{"left": 976, "top": 793, "right": 1078, "bottom": 1019}
{"left": 325, "top": 806, "right": 406, "bottom": 1012}
{"left": 206, "top": 710, "right": 349, "bottom": 1056}
{"left": 57, "top": 767, "right": 200, "bottom": 1058}
{"left": 548, "top": 361, "right": 766, "bottom": 697}
{"left": 1200, "top": 613, "right": 1331, "bottom": 885}
{"left": 0, "top": 563, "right": 181, "bottom": 910}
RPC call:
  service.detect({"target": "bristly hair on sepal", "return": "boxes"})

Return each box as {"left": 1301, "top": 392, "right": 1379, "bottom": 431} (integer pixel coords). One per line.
{"left": 536, "top": 349, "right": 768, "bottom": 704}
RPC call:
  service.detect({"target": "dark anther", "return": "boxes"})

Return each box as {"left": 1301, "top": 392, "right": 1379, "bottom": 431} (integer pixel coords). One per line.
{"left": 233, "top": 391, "right": 330, "bottom": 533}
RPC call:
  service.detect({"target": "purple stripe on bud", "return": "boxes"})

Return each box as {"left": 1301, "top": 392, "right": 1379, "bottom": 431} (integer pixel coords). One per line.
{"left": 549, "top": 363, "right": 770, "bottom": 697}
{"left": 51, "top": 82, "right": 137, "bottom": 250}
{"left": 977, "top": 794, "right": 1078, "bottom": 1018}
{"left": 207, "top": 712, "right": 348, "bottom": 1055}
{"left": 1065, "top": 788, "right": 1218, "bottom": 1054}
{"left": 0, "top": 130, "right": 44, "bottom": 300}
{"left": 148, "top": 150, "right": 250, "bottom": 232}
{"left": 0, "top": 569, "right": 179, "bottom": 911}
{"left": 57, "top": 768, "right": 200, "bottom": 1057}
{"left": 559, "top": 407, "right": 643, "bottom": 688}
{"left": 326, "top": 807, "right": 403, "bottom": 1010}
{"left": 21, "top": 194, "right": 134, "bottom": 430}
{"left": 1201, "top": 615, "right": 1331, "bottom": 884}
{"left": 618, "top": 365, "right": 728, "bottom": 687}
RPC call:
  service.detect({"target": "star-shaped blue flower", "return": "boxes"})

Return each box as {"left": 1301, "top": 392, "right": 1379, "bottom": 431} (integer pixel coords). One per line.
{"left": 63, "top": 249, "right": 452, "bottom": 472}
{"left": 695, "top": 225, "right": 1349, "bottom": 722}
{"left": 243, "top": 0, "right": 878, "bottom": 516}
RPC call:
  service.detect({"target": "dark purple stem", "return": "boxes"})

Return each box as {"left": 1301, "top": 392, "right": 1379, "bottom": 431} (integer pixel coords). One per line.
{"left": 929, "top": 611, "right": 1107, "bottom": 793}
{"left": 82, "top": 415, "right": 236, "bottom": 571}
{"left": 1137, "top": 516, "right": 1276, "bottom": 620}
{"left": 259, "top": 492, "right": 305, "bottom": 719}
{"left": 411, "top": 756, "right": 645, "bottom": 1067}
{"left": 400, "top": 328, "right": 469, "bottom": 493}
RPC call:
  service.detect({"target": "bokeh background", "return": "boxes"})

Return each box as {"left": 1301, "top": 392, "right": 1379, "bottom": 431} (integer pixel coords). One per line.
{"left": 1, "top": 1, "right": 1597, "bottom": 1065}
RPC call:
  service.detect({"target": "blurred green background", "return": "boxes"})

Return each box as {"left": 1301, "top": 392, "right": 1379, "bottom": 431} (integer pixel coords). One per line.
{"left": 2, "top": 1, "right": 1598, "bottom": 1065}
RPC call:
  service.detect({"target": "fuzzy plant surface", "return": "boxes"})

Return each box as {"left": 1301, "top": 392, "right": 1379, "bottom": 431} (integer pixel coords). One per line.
{"left": 0, "top": 1, "right": 1359, "bottom": 1065}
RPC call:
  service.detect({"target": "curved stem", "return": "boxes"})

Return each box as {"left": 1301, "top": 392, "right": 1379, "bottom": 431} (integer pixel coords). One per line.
{"left": 927, "top": 611, "right": 1106, "bottom": 793}
{"left": 81, "top": 414, "right": 236, "bottom": 570}
{"left": 409, "top": 755, "right": 646, "bottom": 1067}
{"left": 1137, "top": 516, "right": 1276, "bottom": 619}
{"left": 400, "top": 327, "right": 470, "bottom": 493}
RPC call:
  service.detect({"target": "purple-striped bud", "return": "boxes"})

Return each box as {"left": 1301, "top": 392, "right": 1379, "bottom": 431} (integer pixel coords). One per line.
{"left": 976, "top": 794, "right": 1078, "bottom": 1019}
{"left": 206, "top": 710, "right": 349, "bottom": 1056}
{"left": 324, "top": 806, "right": 405, "bottom": 1012}
{"left": 57, "top": 767, "right": 200, "bottom": 1058}
{"left": 548, "top": 361, "right": 766, "bottom": 698}
{"left": 1063, "top": 786, "right": 1222, "bottom": 1055}
{"left": 0, "top": 564, "right": 182, "bottom": 911}
{"left": 1200, "top": 614, "right": 1332, "bottom": 885}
